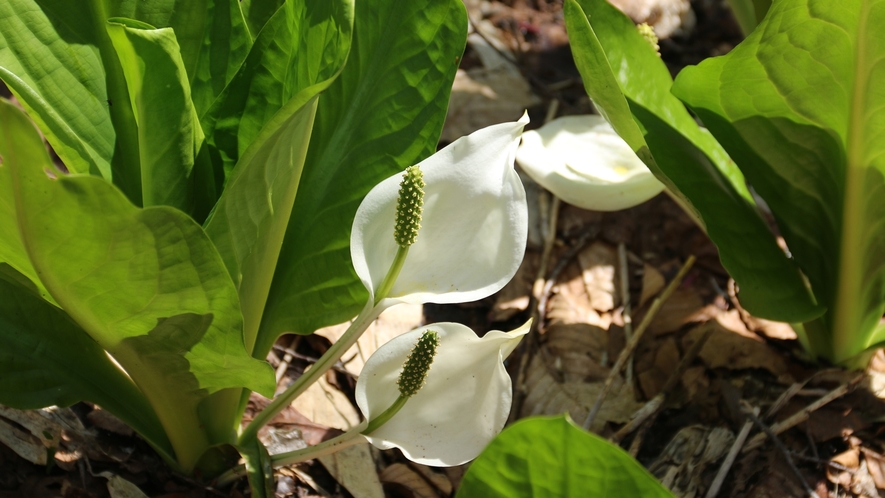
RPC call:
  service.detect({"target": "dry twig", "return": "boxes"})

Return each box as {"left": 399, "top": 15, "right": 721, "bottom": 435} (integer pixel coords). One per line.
{"left": 704, "top": 407, "right": 758, "bottom": 498}
{"left": 582, "top": 255, "right": 696, "bottom": 430}
{"left": 743, "top": 374, "right": 863, "bottom": 452}
{"left": 741, "top": 402, "right": 820, "bottom": 498}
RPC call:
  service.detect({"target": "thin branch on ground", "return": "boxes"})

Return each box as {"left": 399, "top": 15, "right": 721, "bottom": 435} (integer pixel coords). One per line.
{"left": 743, "top": 374, "right": 863, "bottom": 452}
{"left": 618, "top": 242, "right": 634, "bottom": 385}
{"left": 271, "top": 344, "right": 354, "bottom": 377}
{"left": 611, "top": 324, "right": 713, "bottom": 443}
{"left": 741, "top": 402, "right": 820, "bottom": 498}
{"left": 704, "top": 406, "right": 758, "bottom": 498}
{"left": 583, "top": 255, "right": 696, "bottom": 431}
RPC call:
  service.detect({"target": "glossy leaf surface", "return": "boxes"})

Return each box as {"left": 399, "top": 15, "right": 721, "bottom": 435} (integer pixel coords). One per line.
{"left": 457, "top": 415, "right": 674, "bottom": 498}
{"left": 258, "top": 0, "right": 467, "bottom": 353}
{"left": 564, "top": 0, "right": 822, "bottom": 322}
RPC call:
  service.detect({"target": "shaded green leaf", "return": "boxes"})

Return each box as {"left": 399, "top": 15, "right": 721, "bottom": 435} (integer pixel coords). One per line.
{"left": 202, "top": 0, "right": 353, "bottom": 355}
{"left": 671, "top": 0, "right": 885, "bottom": 364}
{"left": 565, "top": 0, "right": 822, "bottom": 322}
{"left": 106, "top": 21, "right": 199, "bottom": 212}
{"left": 0, "top": 268, "right": 175, "bottom": 465}
{"left": 457, "top": 415, "right": 674, "bottom": 498}
{"left": 239, "top": 0, "right": 285, "bottom": 40}
{"left": 258, "top": 0, "right": 467, "bottom": 354}
{"left": 202, "top": 0, "right": 353, "bottom": 178}
{"left": 1, "top": 98, "right": 274, "bottom": 470}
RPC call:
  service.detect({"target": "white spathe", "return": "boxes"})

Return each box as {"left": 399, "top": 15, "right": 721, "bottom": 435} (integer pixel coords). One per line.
{"left": 517, "top": 115, "right": 664, "bottom": 211}
{"left": 356, "top": 321, "right": 530, "bottom": 466}
{"left": 351, "top": 114, "right": 529, "bottom": 307}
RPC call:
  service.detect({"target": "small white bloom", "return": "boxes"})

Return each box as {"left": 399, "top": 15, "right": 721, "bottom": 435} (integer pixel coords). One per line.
{"left": 517, "top": 115, "right": 664, "bottom": 211}
{"left": 351, "top": 114, "right": 529, "bottom": 307}
{"left": 356, "top": 321, "right": 530, "bottom": 466}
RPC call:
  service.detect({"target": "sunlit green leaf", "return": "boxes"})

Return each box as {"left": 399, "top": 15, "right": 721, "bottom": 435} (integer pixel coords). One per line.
{"left": 671, "top": 0, "right": 885, "bottom": 364}
{"left": 257, "top": 0, "right": 467, "bottom": 354}
{"left": 565, "top": 0, "right": 823, "bottom": 323}
{"left": 457, "top": 415, "right": 674, "bottom": 498}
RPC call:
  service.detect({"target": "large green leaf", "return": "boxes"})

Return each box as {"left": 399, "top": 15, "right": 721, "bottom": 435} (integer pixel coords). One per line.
{"left": 0, "top": 99, "right": 273, "bottom": 470}
{"left": 564, "top": 0, "right": 823, "bottom": 322}
{"left": 106, "top": 20, "right": 199, "bottom": 212}
{"left": 0, "top": 272, "right": 175, "bottom": 465}
{"left": 0, "top": 0, "right": 250, "bottom": 206}
{"left": 238, "top": 0, "right": 285, "bottom": 40}
{"left": 671, "top": 0, "right": 885, "bottom": 364}
{"left": 202, "top": 0, "right": 353, "bottom": 354}
{"left": 202, "top": 0, "right": 353, "bottom": 179}
{"left": 257, "top": 0, "right": 467, "bottom": 354}
{"left": 457, "top": 415, "right": 674, "bottom": 498}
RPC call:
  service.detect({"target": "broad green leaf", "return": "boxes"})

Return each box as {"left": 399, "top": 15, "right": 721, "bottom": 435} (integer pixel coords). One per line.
{"left": 457, "top": 415, "right": 675, "bottom": 498}
{"left": 239, "top": 0, "right": 285, "bottom": 40}
{"left": 0, "top": 272, "right": 176, "bottom": 465}
{"left": 671, "top": 0, "right": 885, "bottom": 364}
{"left": 202, "top": 0, "right": 353, "bottom": 178}
{"left": 0, "top": 0, "right": 124, "bottom": 181}
{"left": 0, "top": 99, "right": 273, "bottom": 470}
{"left": 202, "top": 0, "right": 353, "bottom": 355}
{"left": 0, "top": 0, "right": 250, "bottom": 207}
{"left": 0, "top": 103, "right": 50, "bottom": 302}
{"left": 258, "top": 0, "right": 467, "bottom": 354}
{"left": 565, "top": 0, "right": 823, "bottom": 322}
{"left": 106, "top": 20, "right": 199, "bottom": 212}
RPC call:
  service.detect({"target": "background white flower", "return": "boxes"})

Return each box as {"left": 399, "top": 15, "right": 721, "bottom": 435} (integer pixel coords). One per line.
{"left": 517, "top": 115, "right": 664, "bottom": 211}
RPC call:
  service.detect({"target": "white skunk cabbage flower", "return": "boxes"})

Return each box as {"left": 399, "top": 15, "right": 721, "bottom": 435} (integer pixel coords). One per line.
{"left": 516, "top": 115, "right": 664, "bottom": 211}
{"left": 351, "top": 114, "right": 529, "bottom": 307}
{"left": 356, "top": 321, "right": 530, "bottom": 466}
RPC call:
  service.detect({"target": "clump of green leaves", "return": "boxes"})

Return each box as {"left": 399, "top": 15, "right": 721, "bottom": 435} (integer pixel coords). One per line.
{"left": 564, "top": 0, "right": 884, "bottom": 367}
{"left": 0, "top": 0, "right": 466, "bottom": 480}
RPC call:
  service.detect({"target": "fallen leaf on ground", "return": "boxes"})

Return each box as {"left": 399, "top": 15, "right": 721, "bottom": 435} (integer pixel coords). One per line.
{"left": 682, "top": 310, "right": 791, "bottom": 380}
{"left": 316, "top": 303, "right": 424, "bottom": 376}
{"left": 639, "top": 263, "right": 665, "bottom": 308}
{"left": 647, "top": 286, "right": 709, "bottom": 335}
{"left": 520, "top": 354, "right": 642, "bottom": 432}
{"left": 577, "top": 241, "right": 620, "bottom": 312}
{"left": 379, "top": 463, "right": 440, "bottom": 498}
{"left": 319, "top": 443, "right": 384, "bottom": 498}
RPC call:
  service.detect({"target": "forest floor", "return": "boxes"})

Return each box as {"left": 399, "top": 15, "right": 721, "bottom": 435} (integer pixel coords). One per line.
{"left": 3, "top": 1, "right": 885, "bottom": 497}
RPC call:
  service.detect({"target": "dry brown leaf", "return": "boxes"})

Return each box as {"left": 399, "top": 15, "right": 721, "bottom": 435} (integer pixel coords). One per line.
{"left": 316, "top": 303, "right": 424, "bottom": 376}
{"left": 546, "top": 262, "right": 610, "bottom": 329}
{"left": 649, "top": 426, "right": 734, "bottom": 497}
{"left": 860, "top": 448, "right": 885, "bottom": 489}
{"left": 681, "top": 311, "right": 790, "bottom": 380}
{"left": 520, "top": 354, "right": 642, "bottom": 432}
{"left": 639, "top": 263, "right": 665, "bottom": 308}
{"left": 491, "top": 250, "right": 536, "bottom": 321}
{"left": 577, "top": 241, "right": 620, "bottom": 312}
{"left": 442, "top": 67, "right": 539, "bottom": 143}
{"left": 637, "top": 337, "right": 680, "bottom": 398}
{"left": 409, "top": 465, "right": 453, "bottom": 496}
{"left": 99, "top": 472, "right": 149, "bottom": 498}
{"left": 87, "top": 407, "right": 133, "bottom": 437}
{"left": 379, "top": 463, "right": 440, "bottom": 498}
{"left": 543, "top": 323, "right": 610, "bottom": 382}
{"left": 647, "top": 286, "right": 708, "bottom": 335}
{"left": 290, "top": 373, "right": 361, "bottom": 431}
{"left": 318, "top": 444, "right": 384, "bottom": 498}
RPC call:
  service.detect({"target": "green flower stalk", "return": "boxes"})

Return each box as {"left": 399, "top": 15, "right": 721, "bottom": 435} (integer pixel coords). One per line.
{"left": 375, "top": 165, "right": 426, "bottom": 303}
{"left": 364, "top": 330, "right": 439, "bottom": 434}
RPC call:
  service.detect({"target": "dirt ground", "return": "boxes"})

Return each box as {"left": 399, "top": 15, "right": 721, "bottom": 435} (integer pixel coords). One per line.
{"left": 3, "top": 1, "right": 885, "bottom": 497}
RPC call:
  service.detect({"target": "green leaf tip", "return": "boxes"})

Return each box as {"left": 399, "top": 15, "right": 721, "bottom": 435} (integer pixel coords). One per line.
{"left": 394, "top": 165, "right": 425, "bottom": 247}
{"left": 637, "top": 23, "right": 660, "bottom": 57}
{"left": 397, "top": 330, "right": 439, "bottom": 398}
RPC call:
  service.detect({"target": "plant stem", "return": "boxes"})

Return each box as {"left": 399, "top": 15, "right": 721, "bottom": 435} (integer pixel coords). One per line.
{"left": 237, "top": 303, "right": 383, "bottom": 445}
{"left": 218, "top": 428, "right": 368, "bottom": 487}
{"left": 363, "top": 395, "right": 408, "bottom": 435}
{"left": 374, "top": 245, "right": 409, "bottom": 305}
